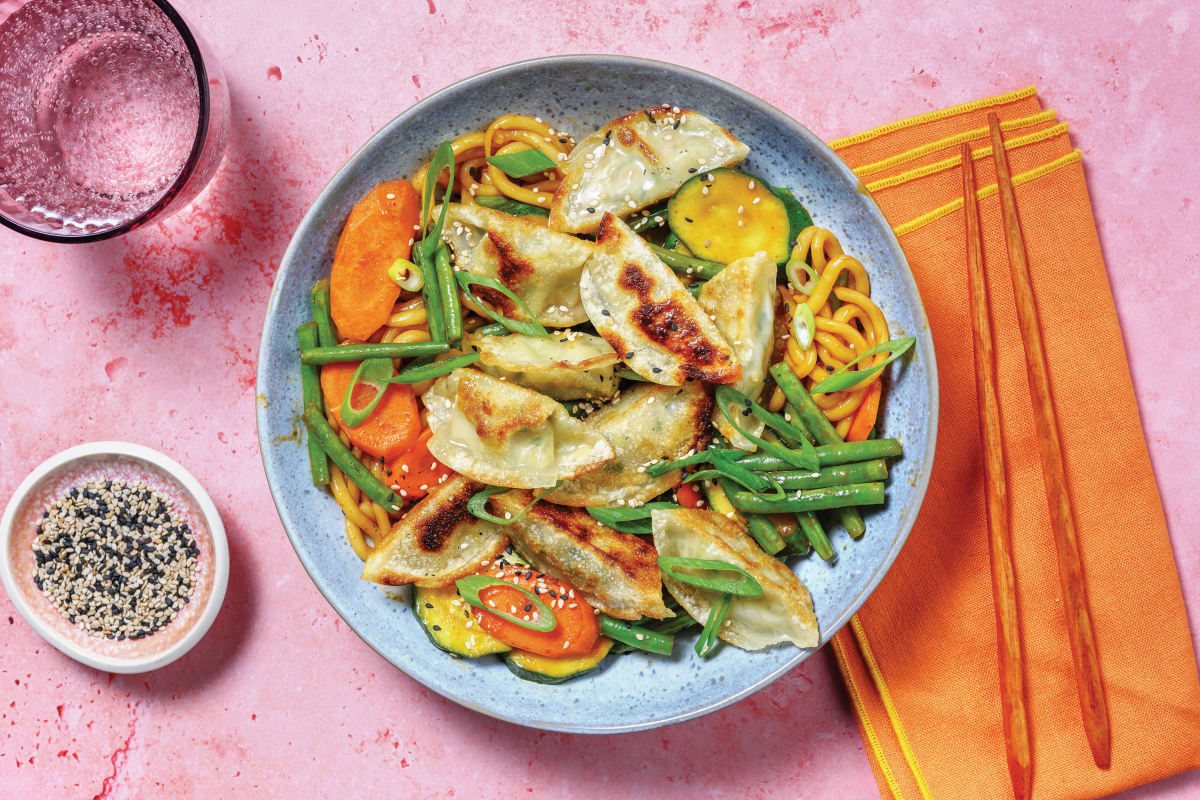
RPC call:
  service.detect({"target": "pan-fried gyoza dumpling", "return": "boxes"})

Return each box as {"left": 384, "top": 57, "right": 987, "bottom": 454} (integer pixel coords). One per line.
{"left": 440, "top": 203, "right": 593, "bottom": 327}
{"left": 463, "top": 329, "right": 620, "bottom": 402}
{"left": 580, "top": 213, "right": 740, "bottom": 385}
{"left": 549, "top": 108, "right": 750, "bottom": 234}
{"left": 652, "top": 508, "right": 819, "bottom": 649}
{"left": 361, "top": 476, "right": 508, "bottom": 587}
{"left": 492, "top": 492, "right": 672, "bottom": 620}
{"left": 699, "top": 251, "right": 778, "bottom": 449}
{"left": 544, "top": 381, "right": 713, "bottom": 507}
{"left": 422, "top": 368, "right": 614, "bottom": 489}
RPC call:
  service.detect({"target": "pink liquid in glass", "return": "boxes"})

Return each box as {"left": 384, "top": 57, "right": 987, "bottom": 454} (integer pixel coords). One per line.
{"left": 0, "top": 0, "right": 227, "bottom": 240}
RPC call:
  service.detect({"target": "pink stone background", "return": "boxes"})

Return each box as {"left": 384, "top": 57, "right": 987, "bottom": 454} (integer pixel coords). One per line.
{"left": 1, "top": 0, "right": 1197, "bottom": 797}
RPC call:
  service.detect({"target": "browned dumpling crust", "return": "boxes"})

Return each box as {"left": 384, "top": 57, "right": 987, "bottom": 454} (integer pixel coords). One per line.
{"left": 361, "top": 476, "right": 509, "bottom": 588}
{"left": 493, "top": 492, "right": 673, "bottom": 620}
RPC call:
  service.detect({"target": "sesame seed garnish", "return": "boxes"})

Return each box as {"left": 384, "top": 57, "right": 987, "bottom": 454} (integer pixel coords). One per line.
{"left": 31, "top": 478, "right": 198, "bottom": 641}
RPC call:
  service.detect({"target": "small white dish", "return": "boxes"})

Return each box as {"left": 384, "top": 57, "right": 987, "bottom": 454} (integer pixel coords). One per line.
{"left": 1, "top": 442, "right": 228, "bottom": 673}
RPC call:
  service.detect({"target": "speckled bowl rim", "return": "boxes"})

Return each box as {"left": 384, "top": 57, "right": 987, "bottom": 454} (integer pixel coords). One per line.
{"left": 0, "top": 441, "right": 230, "bottom": 674}
{"left": 256, "top": 54, "right": 939, "bottom": 733}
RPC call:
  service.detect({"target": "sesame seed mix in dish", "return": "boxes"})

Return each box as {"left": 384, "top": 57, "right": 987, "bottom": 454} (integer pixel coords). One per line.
{"left": 5, "top": 455, "right": 217, "bottom": 662}
{"left": 33, "top": 479, "right": 198, "bottom": 642}
{"left": 296, "top": 106, "right": 913, "bottom": 682}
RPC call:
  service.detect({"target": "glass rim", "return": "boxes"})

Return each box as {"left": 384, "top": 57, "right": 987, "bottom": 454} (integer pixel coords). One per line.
{"left": 0, "top": 0, "right": 213, "bottom": 243}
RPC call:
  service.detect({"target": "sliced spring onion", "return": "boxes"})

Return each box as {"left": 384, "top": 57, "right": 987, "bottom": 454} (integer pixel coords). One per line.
{"left": 714, "top": 386, "right": 820, "bottom": 472}
{"left": 811, "top": 336, "right": 916, "bottom": 395}
{"left": 791, "top": 303, "right": 816, "bottom": 349}
{"left": 465, "top": 484, "right": 555, "bottom": 526}
{"left": 455, "top": 575, "right": 557, "bottom": 632}
{"left": 387, "top": 258, "right": 423, "bottom": 291}
{"left": 586, "top": 502, "right": 680, "bottom": 534}
{"left": 340, "top": 358, "right": 393, "bottom": 428}
{"left": 785, "top": 257, "right": 819, "bottom": 294}
{"left": 695, "top": 592, "right": 733, "bottom": 658}
{"left": 474, "top": 194, "right": 549, "bottom": 218}
{"left": 469, "top": 322, "right": 510, "bottom": 337}
{"left": 658, "top": 556, "right": 763, "bottom": 597}
{"left": 485, "top": 148, "right": 557, "bottom": 178}
{"left": 454, "top": 271, "right": 550, "bottom": 338}
{"left": 617, "top": 368, "right": 650, "bottom": 382}
{"left": 683, "top": 455, "right": 784, "bottom": 499}
{"left": 645, "top": 448, "right": 745, "bottom": 477}
{"left": 420, "top": 140, "right": 455, "bottom": 233}
{"left": 388, "top": 352, "right": 478, "bottom": 384}
{"left": 598, "top": 615, "right": 674, "bottom": 655}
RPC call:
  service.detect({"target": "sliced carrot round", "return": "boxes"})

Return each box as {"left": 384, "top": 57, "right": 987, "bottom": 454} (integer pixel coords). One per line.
{"left": 319, "top": 361, "right": 420, "bottom": 460}
{"left": 329, "top": 179, "right": 421, "bottom": 342}
{"left": 470, "top": 564, "right": 599, "bottom": 657}
{"left": 384, "top": 428, "right": 452, "bottom": 503}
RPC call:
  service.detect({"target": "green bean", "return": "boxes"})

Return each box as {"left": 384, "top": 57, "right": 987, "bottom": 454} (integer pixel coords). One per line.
{"left": 301, "top": 404, "right": 401, "bottom": 511}
{"left": 413, "top": 240, "right": 446, "bottom": 342}
{"left": 771, "top": 363, "right": 841, "bottom": 442}
{"left": 715, "top": 479, "right": 784, "bottom": 554}
{"left": 663, "top": 232, "right": 680, "bottom": 250}
{"left": 297, "top": 324, "right": 329, "bottom": 486}
{"left": 599, "top": 615, "right": 674, "bottom": 655}
{"left": 618, "top": 368, "right": 650, "bottom": 382}
{"left": 772, "top": 460, "right": 888, "bottom": 490}
{"left": 726, "top": 482, "right": 885, "bottom": 514}
{"left": 434, "top": 244, "right": 462, "bottom": 342}
{"left": 798, "top": 512, "right": 834, "bottom": 562}
{"left": 649, "top": 242, "right": 725, "bottom": 280}
{"left": 300, "top": 341, "right": 448, "bottom": 364}
{"left": 736, "top": 439, "right": 903, "bottom": 470}
{"left": 628, "top": 206, "right": 669, "bottom": 233}
{"left": 782, "top": 404, "right": 816, "bottom": 444}
{"left": 746, "top": 514, "right": 786, "bottom": 555}
{"left": 787, "top": 514, "right": 816, "bottom": 556}
{"left": 770, "top": 363, "right": 869, "bottom": 538}
{"left": 309, "top": 280, "right": 336, "bottom": 347}
{"left": 686, "top": 282, "right": 703, "bottom": 297}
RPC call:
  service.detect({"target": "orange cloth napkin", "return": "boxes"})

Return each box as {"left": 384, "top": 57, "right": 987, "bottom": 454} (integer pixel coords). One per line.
{"left": 827, "top": 87, "right": 1200, "bottom": 799}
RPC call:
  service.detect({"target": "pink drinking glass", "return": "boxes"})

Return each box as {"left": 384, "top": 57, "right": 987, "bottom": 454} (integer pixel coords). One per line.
{"left": 0, "top": 0, "right": 229, "bottom": 242}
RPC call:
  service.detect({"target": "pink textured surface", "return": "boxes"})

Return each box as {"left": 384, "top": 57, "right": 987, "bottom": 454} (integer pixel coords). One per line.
{"left": 1, "top": 0, "right": 1197, "bottom": 796}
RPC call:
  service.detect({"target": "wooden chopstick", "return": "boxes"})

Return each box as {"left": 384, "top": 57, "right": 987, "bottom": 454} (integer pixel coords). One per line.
{"left": 987, "top": 112, "right": 1112, "bottom": 769}
{"left": 962, "top": 143, "right": 1033, "bottom": 800}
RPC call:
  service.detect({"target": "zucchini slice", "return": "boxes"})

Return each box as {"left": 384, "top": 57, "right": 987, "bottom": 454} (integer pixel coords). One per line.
{"left": 414, "top": 584, "right": 511, "bottom": 658}
{"left": 667, "top": 168, "right": 794, "bottom": 264}
{"left": 504, "top": 637, "right": 614, "bottom": 684}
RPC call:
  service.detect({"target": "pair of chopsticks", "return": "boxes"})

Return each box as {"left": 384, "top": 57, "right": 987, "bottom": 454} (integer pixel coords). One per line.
{"left": 961, "top": 113, "right": 1112, "bottom": 800}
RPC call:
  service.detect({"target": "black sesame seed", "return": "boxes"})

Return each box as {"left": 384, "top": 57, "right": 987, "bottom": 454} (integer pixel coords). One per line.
{"left": 652, "top": 367, "right": 662, "bottom": 373}
{"left": 586, "top": 207, "right": 596, "bottom": 214}
{"left": 432, "top": 625, "right": 442, "bottom": 631}
{"left": 601, "top": 309, "right": 611, "bottom": 316}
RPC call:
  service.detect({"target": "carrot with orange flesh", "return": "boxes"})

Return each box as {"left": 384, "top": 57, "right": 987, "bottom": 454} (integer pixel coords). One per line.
{"left": 845, "top": 381, "right": 882, "bottom": 443}
{"left": 319, "top": 361, "right": 421, "bottom": 460}
{"left": 329, "top": 179, "right": 422, "bottom": 342}
{"left": 674, "top": 481, "right": 706, "bottom": 510}
{"left": 384, "top": 429, "right": 451, "bottom": 502}
{"left": 471, "top": 563, "right": 600, "bottom": 657}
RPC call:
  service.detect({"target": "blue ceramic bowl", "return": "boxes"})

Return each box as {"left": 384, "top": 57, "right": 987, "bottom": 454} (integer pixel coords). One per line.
{"left": 257, "top": 55, "right": 938, "bottom": 733}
